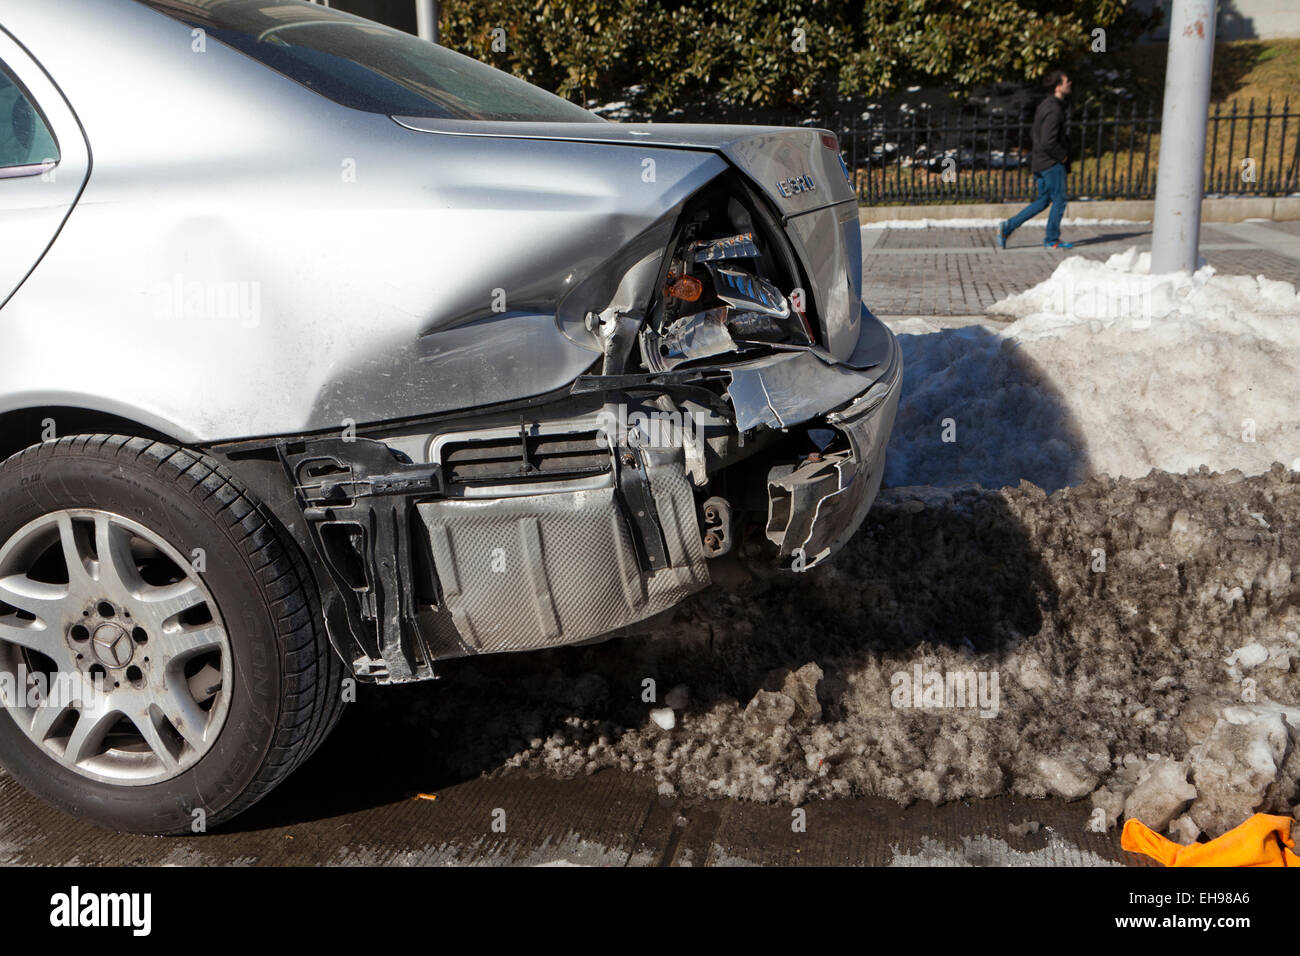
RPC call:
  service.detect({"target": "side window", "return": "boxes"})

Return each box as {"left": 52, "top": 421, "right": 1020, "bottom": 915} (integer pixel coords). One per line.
{"left": 0, "top": 63, "right": 58, "bottom": 170}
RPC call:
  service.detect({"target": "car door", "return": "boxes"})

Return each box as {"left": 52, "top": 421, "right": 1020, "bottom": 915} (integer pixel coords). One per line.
{"left": 0, "top": 27, "right": 89, "bottom": 309}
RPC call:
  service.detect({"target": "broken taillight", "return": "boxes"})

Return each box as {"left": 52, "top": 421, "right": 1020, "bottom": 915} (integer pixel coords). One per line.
{"left": 822, "top": 132, "right": 852, "bottom": 184}
{"left": 664, "top": 274, "right": 704, "bottom": 303}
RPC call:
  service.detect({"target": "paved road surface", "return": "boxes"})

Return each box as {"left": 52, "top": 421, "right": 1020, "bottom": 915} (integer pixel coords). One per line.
{"left": 0, "top": 682, "right": 1145, "bottom": 866}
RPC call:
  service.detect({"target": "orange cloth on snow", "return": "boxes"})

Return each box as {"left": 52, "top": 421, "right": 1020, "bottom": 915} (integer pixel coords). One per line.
{"left": 1121, "top": 813, "right": 1300, "bottom": 867}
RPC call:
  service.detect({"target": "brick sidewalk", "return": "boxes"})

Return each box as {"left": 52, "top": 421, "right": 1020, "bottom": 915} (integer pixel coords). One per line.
{"left": 862, "top": 219, "right": 1300, "bottom": 317}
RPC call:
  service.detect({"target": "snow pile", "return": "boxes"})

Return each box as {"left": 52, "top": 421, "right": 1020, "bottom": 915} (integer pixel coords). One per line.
{"left": 885, "top": 249, "right": 1300, "bottom": 492}
{"left": 377, "top": 468, "right": 1300, "bottom": 838}
{"left": 1090, "top": 699, "right": 1300, "bottom": 838}
{"left": 862, "top": 217, "right": 1145, "bottom": 230}
{"left": 1121, "top": 758, "right": 1197, "bottom": 831}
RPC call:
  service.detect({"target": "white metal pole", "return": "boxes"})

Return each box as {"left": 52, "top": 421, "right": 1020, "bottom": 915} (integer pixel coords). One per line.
{"left": 1150, "top": 0, "right": 1217, "bottom": 274}
{"left": 415, "top": 0, "right": 438, "bottom": 43}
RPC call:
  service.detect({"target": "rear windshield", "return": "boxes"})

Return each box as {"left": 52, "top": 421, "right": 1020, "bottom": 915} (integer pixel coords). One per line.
{"left": 135, "top": 0, "right": 602, "bottom": 123}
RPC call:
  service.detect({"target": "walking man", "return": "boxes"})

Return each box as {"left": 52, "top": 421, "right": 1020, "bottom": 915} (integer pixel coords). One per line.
{"left": 998, "top": 69, "right": 1074, "bottom": 250}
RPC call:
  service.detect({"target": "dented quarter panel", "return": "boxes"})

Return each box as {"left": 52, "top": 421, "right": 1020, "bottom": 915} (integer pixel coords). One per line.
{"left": 390, "top": 118, "right": 855, "bottom": 215}
{"left": 391, "top": 119, "right": 866, "bottom": 359}
{"left": 0, "top": 0, "right": 727, "bottom": 442}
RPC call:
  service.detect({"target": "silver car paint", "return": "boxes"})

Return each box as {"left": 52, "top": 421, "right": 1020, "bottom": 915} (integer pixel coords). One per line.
{"left": 0, "top": 0, "right": 866, "bottom": 447}
{"left": 388, "top": 116, "right": 857, "bottom": 219}
{"left": 0, "top": 0, "right": 723, "bottom": 441}
{"left": 0, "top": 0, "right": 907, "bottom": 692}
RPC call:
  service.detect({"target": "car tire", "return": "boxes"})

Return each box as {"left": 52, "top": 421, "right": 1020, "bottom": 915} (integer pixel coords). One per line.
{"left": 0, "top": 435, "right": 344, "bottom": 834}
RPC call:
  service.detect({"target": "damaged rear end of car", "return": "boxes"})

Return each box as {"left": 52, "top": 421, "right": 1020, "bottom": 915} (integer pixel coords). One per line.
{"left": 213, "top": 123, "right": 901, "bottom": 685}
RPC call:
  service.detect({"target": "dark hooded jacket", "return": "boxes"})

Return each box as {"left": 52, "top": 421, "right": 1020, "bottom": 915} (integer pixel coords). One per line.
{"left": 1030, "top": 94, "right": 1071, "bottom": 173}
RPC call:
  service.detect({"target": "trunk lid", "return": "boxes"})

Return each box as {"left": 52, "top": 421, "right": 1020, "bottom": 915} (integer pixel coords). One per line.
{"left": 391, "top": 117, "right": 855, "bottom": 213}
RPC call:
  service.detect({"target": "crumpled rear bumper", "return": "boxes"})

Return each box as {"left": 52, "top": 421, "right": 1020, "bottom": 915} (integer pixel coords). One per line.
{"left": 754, "top": 307, "right": 903, "bottom": 568}
{"left": 405, "top": 308, "right": 901, "bottom": 655}
{"left": 254, "top": 306, "right": 901, "bottom": 679}
{"left": 725, "top": 303, "right": 899, "bottom": 433}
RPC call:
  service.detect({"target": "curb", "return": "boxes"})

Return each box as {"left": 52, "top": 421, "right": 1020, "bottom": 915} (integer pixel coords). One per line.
{"left": 858, "top": 195, "right": 1300, "bottom": 224}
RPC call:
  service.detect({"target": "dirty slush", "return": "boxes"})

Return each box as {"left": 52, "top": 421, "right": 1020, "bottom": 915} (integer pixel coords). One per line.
{"left": 366, "top": 466, "right": 1299, "bottom": 839}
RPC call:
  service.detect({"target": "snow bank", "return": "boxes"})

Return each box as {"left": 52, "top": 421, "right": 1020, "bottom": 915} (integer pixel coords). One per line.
{"left": 885, "top": 249, "right": 1300, "bottom": 492}
{"left": 377, "top": 469, "right": 1300, "bottom": 838}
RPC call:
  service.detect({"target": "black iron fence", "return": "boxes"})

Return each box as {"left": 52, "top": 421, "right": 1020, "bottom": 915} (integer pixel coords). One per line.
{"left": 811, "top": 96, "right": 1300, "bottom": 205}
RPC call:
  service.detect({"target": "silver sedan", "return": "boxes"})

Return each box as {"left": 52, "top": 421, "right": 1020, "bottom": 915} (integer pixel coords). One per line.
{"left": 0, "top": 0, "right": 900, "bottom": 833}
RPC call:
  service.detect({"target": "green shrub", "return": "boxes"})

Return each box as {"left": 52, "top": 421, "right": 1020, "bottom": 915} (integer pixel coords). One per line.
{"left": 440, "top": 0, "right": 1154, "bottom": 115}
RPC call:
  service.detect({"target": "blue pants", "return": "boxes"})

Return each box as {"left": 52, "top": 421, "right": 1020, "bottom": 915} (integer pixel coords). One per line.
{"left": 1004, "top": 162, "right": 1068, "bottom": 244}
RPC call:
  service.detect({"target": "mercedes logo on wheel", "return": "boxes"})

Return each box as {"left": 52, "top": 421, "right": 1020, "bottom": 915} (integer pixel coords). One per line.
{"left": 91, "top": 623, "right": 134, "bottom": 669}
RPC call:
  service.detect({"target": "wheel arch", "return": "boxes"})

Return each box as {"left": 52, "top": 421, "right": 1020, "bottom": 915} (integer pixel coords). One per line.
{"left": 0, "top": 409, "right": 360, "bottom": 680}
{"left": 0, "top": 405, "right": 181, "bottom": 464}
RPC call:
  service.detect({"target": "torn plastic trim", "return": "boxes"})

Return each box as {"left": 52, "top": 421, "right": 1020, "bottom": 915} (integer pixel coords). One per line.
{"left": 570, "top": 368, "right": 736, "bottom": 422}
{"left": 574, "top": 305, "right": 897, "bottom": 437}
{"left": 278, "top": 437, "right": 445, "bottom": 682}
{"left": 766, "top": 452, "right": 857, "bottom": 568}
{"left": 764, "top": 332, "right": 903, "bottom": 569}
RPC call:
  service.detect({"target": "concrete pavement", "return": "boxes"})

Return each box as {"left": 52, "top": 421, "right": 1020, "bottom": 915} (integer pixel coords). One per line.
{"left": 862, "top": 218, "right": 1300, "bottom": 317}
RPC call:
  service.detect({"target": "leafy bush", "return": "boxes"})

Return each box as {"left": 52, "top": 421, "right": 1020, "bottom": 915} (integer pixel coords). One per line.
{"left": 440, "top": 0, "right": 1155, "bottom": 115}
